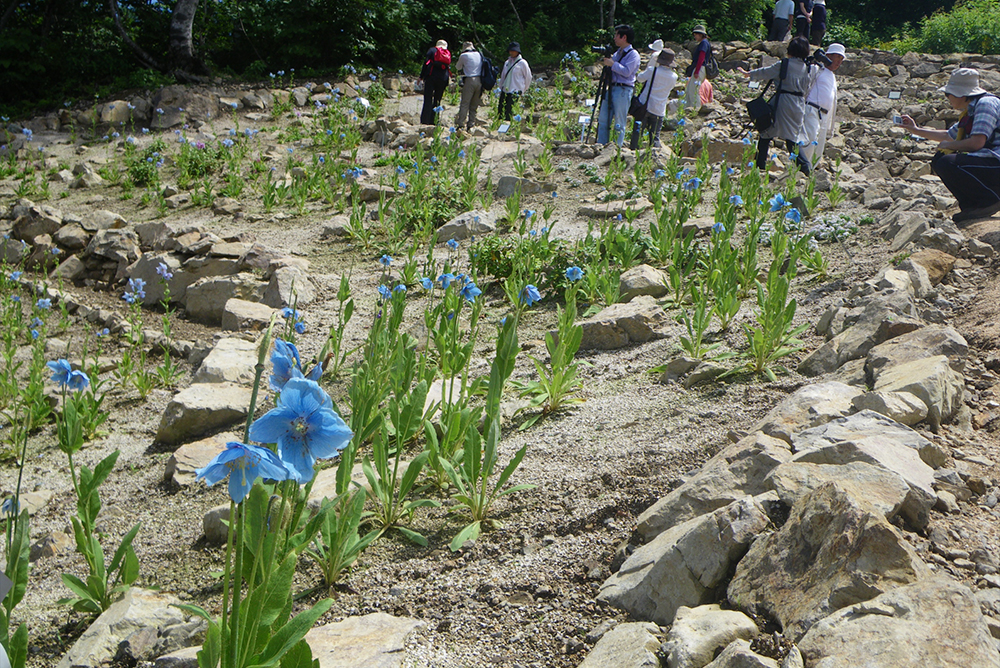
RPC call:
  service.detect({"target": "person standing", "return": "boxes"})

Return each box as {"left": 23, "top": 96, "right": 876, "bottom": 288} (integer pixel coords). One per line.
{"left": 769, "top": 0, "right": 795, "bottom": 41}
{"left": 810, "top": 0, "right": 827, "bottom": 45}
{"left": 419, "top": 40, "right": 451, "bottom": 125}
{"left": 648, "top": 38, "right": 664, "bottom": 64}
{"left": 455, "top": 42, "right": 483, "bottom": 131}
{"left": 902, "top": 68, "right": 1000, "bottom": 224}
{"left": 498, "top": 42, "right": 531, "bottom": 121}
{"left": 630, "top": 49, "right": 678, "bottom": 149}
{"left": 738, "top": 37, "right": 816, "bottom": 174}
{"left": 597, "top": 24, "right": 641, "bottom": 146}
{"left": 794, "top": 0, "right": 812, "bottom": 39}
{"left": 685, "top": 25, "right": 711, "bottom": 111}
{"left": 800, "top": 43, "right": 845, "bottom": 167}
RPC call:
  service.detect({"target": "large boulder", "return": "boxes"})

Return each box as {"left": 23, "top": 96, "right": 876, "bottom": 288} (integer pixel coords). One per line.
{"left": 84, "top": 229, "right": 141, "bottom": 278}
{"left": 765, "top": 461, "right": 911, "bottom": 523}
{"left": 221, "top": 298, "right": 276, "bottom": 332}
{"left": 661, "top": 604, "right": 758, "bottom": 668}
{"left": 578, "top": 296, "right": 668, "bottom": 350}
{"left": 728, "top": 483, "right": 931, "bottom": 641}
{"left": 703, "top": 640, "right": 778, "bottom": 668}
{"left": 864, "top": 325, "right": 967, "bottom": 383}
{"left": 57, "top": 589, "right": 192, "bottom": 668}
{"left": 436, "top": 210, "right": 497, "bottom": 241}
{"left": 799, "top": 579, "right": 1000, "bottom": 668}
{"left": 636, "top": 432, "right": 791, "bottom": 541}
{"left": 163, "top": 433, "right": 232, "bottom": 486}
{"left": 751, "top": 382, "right": 862, "bottom": 443}
{"left": 873, "top": 355, "right": 965, "bottom": 430}
{"left": 790, "top": 411, "right": 939, "bottom": 528}
{"left": 157, "top": 383, "right": 252, "bottom": 445}
{"left": 599, "top": 497, "right": 771, "bottom": 626}
{"left": 619, "top": 265, "right": 669, "bottom": 302}
{"left": 578, "top": 622, "right": 661, "bottom": 668}
{"left": 127, "top": 252, "right": 196, "bottom": 306}
{"left": 304, "top": 612, "right": 424, "bottom": 668}
{"left": 262, "top": 266, "right": 315, "bottom": 308}
{"left": 183, "top": 274, "right": 265, "bottom": 325}
{"left": 192, "top": 338, "right": 259, "bottom": 385}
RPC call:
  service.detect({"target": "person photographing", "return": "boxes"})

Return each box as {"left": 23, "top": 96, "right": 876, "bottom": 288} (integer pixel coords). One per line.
{"left": 629, "top": 49, "right": 678, "bottom": 149}
{"left": 498, "top": 42, "right": 531, "bottom": 121}
{"left": 597, "top": 24, "right": 640, "bottom": 146}
{"left": 901, "top": 68, "right": 1000, "bottom": 224}
{"left": 800, "top": 43, "right": 845, "bottom": 168}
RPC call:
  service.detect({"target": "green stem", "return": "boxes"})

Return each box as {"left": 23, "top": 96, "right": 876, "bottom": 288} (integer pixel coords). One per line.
{"left": 220, "top": 499, "right": 236, "bottom": 668}
{"left": 228, "top": 502, "right": 246, "bottom": 668}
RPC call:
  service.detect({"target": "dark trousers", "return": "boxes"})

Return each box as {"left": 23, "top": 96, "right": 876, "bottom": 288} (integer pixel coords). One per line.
{"left": 498, "top": 91, "right": 520, "bottom": 121}
{"left": 420, "top": 78, "right": 448, "bottom": 125}
{"left": 629, "top": 112, "right": 664, "bottom": 149}
{"left": 768, "top": 17, "right": 789, "bottom": 42}
{"left": 810, "top": 5, "right": 827, "bottom": 45}
{"left": 931, "top": 151, "right": 1000, "bottom": 211}
{"left": 756, "top": 137, "right": 811, "bottom": 174}
{"left": 795, "top": 16, "right": 810, "bottom": 39}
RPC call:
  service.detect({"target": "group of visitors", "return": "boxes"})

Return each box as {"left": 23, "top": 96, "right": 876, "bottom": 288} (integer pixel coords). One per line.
{"left": 768, "top": 0, "right": 826, "bottom": 45}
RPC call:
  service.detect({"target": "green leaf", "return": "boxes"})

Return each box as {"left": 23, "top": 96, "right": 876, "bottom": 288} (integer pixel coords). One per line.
{"left": 60, "top": 573, "right": 93, "bottom": 601}
{"left": 248, "top": 598, "right": 334, "bottom": 668}
{"left": 449, "top": 521, "right": 481, "bottom": 552}
{"left": 198, "top": 621, "right": 222, "bottom": 668}
{"left": 172, "top": 603, "right": 215, "bottom": 623}
{"left": 396, "top": 527, "right": 428, "bottom": 546}
{"left": 279, "top": 639, "right": 315, "bottom": 668}
{"left": 108, "top": 523, "right": 141, "bottom": 575}
{"left": 9, "top": 623, "right": 28, "bottom": 668}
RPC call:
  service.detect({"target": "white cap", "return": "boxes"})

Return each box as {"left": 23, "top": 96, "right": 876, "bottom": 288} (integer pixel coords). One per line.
{"left": 825, "top": 43, "right": 846, "bottom": 59}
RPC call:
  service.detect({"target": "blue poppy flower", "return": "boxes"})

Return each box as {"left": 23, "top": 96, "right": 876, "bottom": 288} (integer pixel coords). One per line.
{"left": 460, "top": 281, "right": 482, "bottom": 302}
{"left": 36, "top": 298, "right": 51, "bottom": 310}
{"left": 769, "top": 194, "right": 788, "bottom": 212}
{"left": 421, "top": 277, "right": 434, "bottom": 290}
{"left": 683, "top": 177, "right": 702, "bottom": 191}
{"left": 438, "top": 273, "right": 456, "bottom": 289}
{"left": 729, "top": 194, "right": 744, "bottom": 206}
{"left": 447, "top": 238, "right": 459, "bottom": 250}
{"left": 196, "top": 442, "right": 293, "bottom": 503}
{"left": 156, "top": 263, "right": 174, "bottom": 280}
{"left": 712, "top": 222, "right": 726, "bottom": 234}
{"left": 393, "top": 284, "right": 407, "bottom": 294}
{"left": 46, "top": 359, "right": 90, "bottom": 391}
{"left": 379, "top": 254, "right": 392, "bottom": 266}
{"left": 785, "top": 208, "right": 802, "bottom": 224}
{"left": 294, "top": 321, "right": 306, "bottom": 334}
{"left": 269, "top": 339, "right": 321, "bottom": 393}
{"left": 249, "top": 378, "right": 353, "bottom": 482}
{"left": 378, "top": 285, "right": 391, "bottom": 300}
{"left": 565, "top": 266, "right": 584, "bottom": 281}
{"left": 520, "top": 284, "right": 541, "bottom": 306}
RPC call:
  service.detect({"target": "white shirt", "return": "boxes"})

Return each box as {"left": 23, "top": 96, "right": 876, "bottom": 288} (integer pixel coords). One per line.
{"left": 500, "top": 56, "right": 531, "bottom": 93}
{"left": 774, "top": 0, "right": 795, "bottom": 19}
{"left": 636, "top": 65, "right": 678, "bottom": 117}
{"left": 806, "top": 66, "right": 838, "bottom": 133}
{"left": 457, "top": 51, "right": 483, "bottom": 77}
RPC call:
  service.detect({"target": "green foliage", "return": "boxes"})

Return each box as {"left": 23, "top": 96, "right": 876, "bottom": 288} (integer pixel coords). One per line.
{"left": 915, "top": 0, "right": 1000, "bottom": 54}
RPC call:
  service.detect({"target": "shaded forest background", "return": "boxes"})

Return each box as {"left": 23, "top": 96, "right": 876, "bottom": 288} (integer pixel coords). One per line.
{"left": 4, "top": 0, "right": 999, "bottom": 116}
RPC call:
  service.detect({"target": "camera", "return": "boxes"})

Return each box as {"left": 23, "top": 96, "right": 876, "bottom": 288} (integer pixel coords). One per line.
{"left": 806, "top": 49, "right": 833, "bottom": 67}
{"left": 591, "top": 44, "right": 616, "bottom": 57}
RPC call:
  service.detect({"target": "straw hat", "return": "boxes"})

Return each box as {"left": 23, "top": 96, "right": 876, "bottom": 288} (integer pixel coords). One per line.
{"left": 462, "top": 42, "right": 475, "bottom": 53}
{"left": 692, "top": 25, "right": 708, "bottom": 36}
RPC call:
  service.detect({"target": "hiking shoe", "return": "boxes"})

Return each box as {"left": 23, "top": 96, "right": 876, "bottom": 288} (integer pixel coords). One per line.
{"left": 953, "top": 200, "right": 1000, "bottom": 224}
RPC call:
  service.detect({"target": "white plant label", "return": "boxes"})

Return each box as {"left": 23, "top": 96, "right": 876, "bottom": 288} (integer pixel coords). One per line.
{"left": 498, "top": 122, "right": 510, "bottom": 134}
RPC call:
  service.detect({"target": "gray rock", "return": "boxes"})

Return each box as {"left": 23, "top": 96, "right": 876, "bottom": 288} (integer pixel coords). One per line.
{"left": 323, "top": 215, "right": 352, "bottom": 238}
{"left": 920, "top": 227, "right": 965, "bottom": 256}
{"left": 496, "top": 176, "right": 556, "bottom": 198}
{"left": 184, "top": 274, "right": 265, "bottom": 325}
{"left": 578, "top": 622, "right": 660, "bottom": 668}
{"left": 13, "top": 204, "right": 63, "bottom": 240}
{"left": 262, "top": 266, "right": 315, "bottom": 308}
{"left": 436, "top": 210, "right": 497, "bottom": 241}
{"left": 163, "top": 433, "right": 232, "bottom": 486}
{"left": 662, "top": 604, "right": 758, "bottom": 668}
{"left": 70, "top": 168, "right": 104, "bottom": 189}
{"left": 221, "top": 298, "right": 276, "bottom": 332}
{"left": 54, "top": 223, "right": 91, "bottom": 250}
{"left": 865, "top": 324, "right": 967, "bottom": 383}
{"left": 127, "top": 252, "right": 194, "bottom": 306}
{"left": 851, "top": 390, "right": 929, "bottom": 426}
{"left": 304, "top": 612, "right": 425, "bottom": 668}
{"left": 358, "top": 183, "right": 398, "bottom": 202}
{"left": 751, "top": 381, "right": 862, "bottom": 444}
{"left": 888, "top": 213, "right": 928, "bottom": 252}
{"left": 154, "top": 647, "right": 200, "bottom": 668}
{"left": 799, "top": 579, "right": 1000, "bottom": 668}
{"left": 599, "top": 497, "right": 770, "bottom": 625}
{"left": 578, "top": 296, "right": 667, "bottom": 350}
{"left": 156, "top": 383, "right": 252, "bottom": 445}
{"left": 51, "top": 255, "right": 86, "bottom": 282}
{"left": 57, "top": 589, "right": 188, "bottom": 668}
{"left": 767, "top": 461, "right": 911, "bottom": 523}
{"left": 619, "top": 264, "right": 669, "bottom": 301}
{"left": 80, "top": 209, "right": 127, "bottom": 232}
{"left": 578, "top": 197, "right": 653, "bottom": 218}
{"left": 728, "top": 483, "right": 931, "bottom": 642}
{"left": 703, "top": 640, "right": 778, "bottom": 668}
{"left": 29, "top": 530, "right": 72, "bottom": 562}
{"left": 636, "top": 432, "right": 791, "bottom": 541}
{"left": 873, "top": 355, "right": 965, "bottom": 430}
{"left": 84, "top": 229, "right": 141, "bottom": 277}
{"left": 202, "top": 505, "right": 230, "bottom": 544}
{"left": 192, "top": 338, "right": 258, "bottom": 385}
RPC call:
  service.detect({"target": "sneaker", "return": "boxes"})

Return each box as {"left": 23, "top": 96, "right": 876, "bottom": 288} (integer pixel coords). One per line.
{"left": 953, "top": 199, "right": 1000, "bottom": 224}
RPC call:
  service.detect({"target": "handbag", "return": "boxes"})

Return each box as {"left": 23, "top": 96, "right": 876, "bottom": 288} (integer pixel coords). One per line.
{"left": 628, "top": 67, "right": 658, "bottom": 118}
{"left": 745, "top": 59, "right": 788, "bottom": 132}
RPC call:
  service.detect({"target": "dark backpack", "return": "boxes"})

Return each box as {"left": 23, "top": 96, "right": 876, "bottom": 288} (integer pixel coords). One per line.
{"left": 705, "top": 45, "right": 720, "bottom": 80}
{"left": 480, "top": 53, "right": 499, "bottom": 91}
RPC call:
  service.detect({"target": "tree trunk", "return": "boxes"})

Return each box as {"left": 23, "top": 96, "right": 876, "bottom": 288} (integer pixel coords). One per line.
{"left": 168, "top": 0, "right": 206, "bottom": 76}
{"left": 107, "top": 0, "right": 164, "bottom": 72}
{"left": 608, "top": 0, "right": 616, "bottom": 30}
{"left": 598, "top": 0, "right": 604, "bottom": 31}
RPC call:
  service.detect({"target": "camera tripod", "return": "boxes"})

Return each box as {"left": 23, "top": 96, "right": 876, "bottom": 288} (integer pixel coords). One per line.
{"left": 586, "top": 64, "right": 613, "bottom": 144}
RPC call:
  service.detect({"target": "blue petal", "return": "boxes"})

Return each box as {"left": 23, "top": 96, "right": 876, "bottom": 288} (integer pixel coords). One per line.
{"left": 278, "top": 436, "right": 316, "bottom": 482}
{"left": 249, "top": 406, "right": 297, "bottom": 444}
{"left": 305, "top": 411, "right": 353, "bottom": 459}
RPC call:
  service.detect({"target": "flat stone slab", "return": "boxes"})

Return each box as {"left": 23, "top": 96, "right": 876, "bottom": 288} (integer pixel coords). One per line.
{"left": 578, "top": 197, "right": 653, "bottom": 218}
{"left": 578, "top": 622, "right": 660, "bottom": 668}
{"left": 221, "top": 298, "right": 276, "bottom": 332}
{"left": 157, "top": 383, "right": 252, "bottom": 445}
{"left": 305, "top": 612, "right": 424, "bottom": 668}
{"left": 192, "top": 337, "right": 259, "bottom": 385}
{"left": 578, "top": 296, "right": 667, "bottom": 350}
{"left": 163, "top": 433, "right": 235, "bottom": 486}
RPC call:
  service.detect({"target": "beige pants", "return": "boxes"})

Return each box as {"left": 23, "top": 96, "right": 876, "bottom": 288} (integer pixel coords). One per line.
{"left": 455, "top": 76, "right": 482, "bottom": 129}
{"left": 685, "top": 69, "right": 705, "bottom": 111}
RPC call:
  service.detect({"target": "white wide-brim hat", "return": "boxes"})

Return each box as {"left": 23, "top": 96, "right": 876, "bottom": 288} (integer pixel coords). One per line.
{"left": 648, "top": 38, "right": 664, "bottom": 52}
{"left": 940, "top": 68, "right": 987, "bottom": 97}
{"left": 825, "top": 43, "right": 847, "bottom": 59}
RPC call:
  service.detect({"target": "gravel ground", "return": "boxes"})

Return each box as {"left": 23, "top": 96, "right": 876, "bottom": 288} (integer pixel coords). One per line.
{"left": 2, "top": 82, "right": 999, "bottom": 667}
